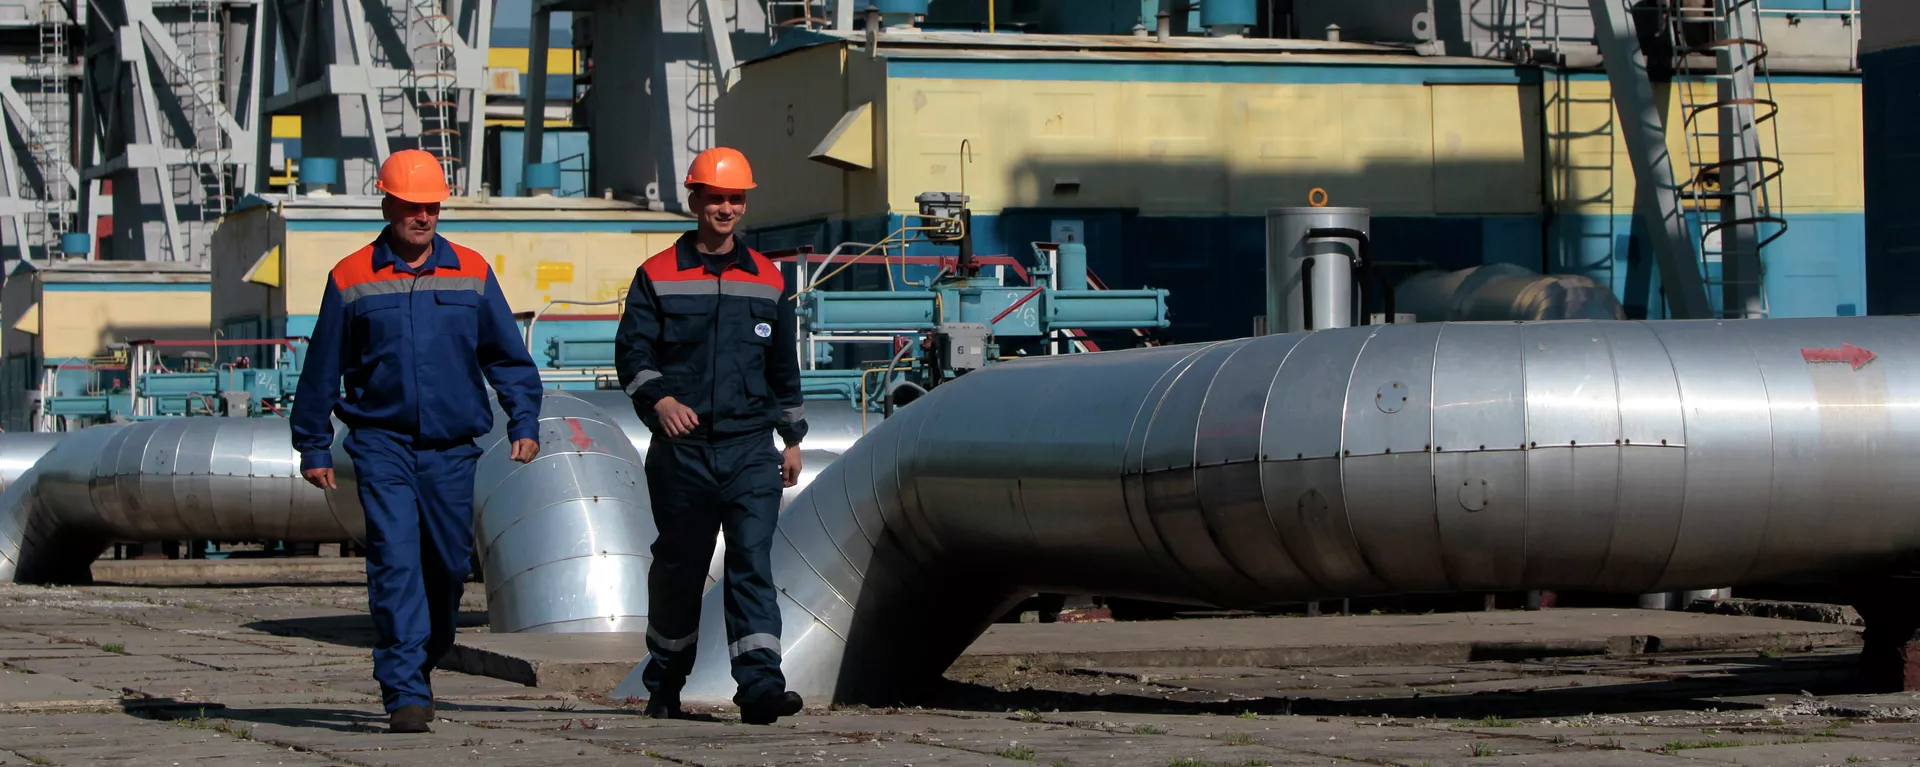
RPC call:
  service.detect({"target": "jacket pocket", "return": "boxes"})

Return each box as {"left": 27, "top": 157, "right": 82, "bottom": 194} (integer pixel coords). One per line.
{"left": 434, "top": 290, "right": 481, "bottom": 337}
{"left": 353, "top": 301, "right": 405, "bottom": 348}
{"left": 660, "top": 294, "right": 716, "bottom": 343}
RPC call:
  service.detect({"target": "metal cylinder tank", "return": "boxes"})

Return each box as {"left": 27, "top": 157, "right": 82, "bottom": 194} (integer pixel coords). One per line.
{"left": 1201, "top": 0, "right": 1256, "bottom": 35}
{"left": 633, "top": 316, "right": 1920, "bottom": 707}
{"left": 1265, "top": 206, "right": 1368, "bottom": 334}
{"left": 1057, "top": 243, "right": 1089, "bottom": 291}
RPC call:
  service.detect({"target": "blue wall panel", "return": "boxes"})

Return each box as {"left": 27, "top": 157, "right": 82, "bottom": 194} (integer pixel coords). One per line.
{"left": 748, "top": 208, "right": 1863, "bottom": 343}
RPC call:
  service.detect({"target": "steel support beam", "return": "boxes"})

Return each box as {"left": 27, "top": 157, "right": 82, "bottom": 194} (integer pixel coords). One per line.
{"left": 521, "top": 5, "right": 551, "bottom": 170}
{"left": 1587, "top": 0, "right": 1713, "bottom": 320}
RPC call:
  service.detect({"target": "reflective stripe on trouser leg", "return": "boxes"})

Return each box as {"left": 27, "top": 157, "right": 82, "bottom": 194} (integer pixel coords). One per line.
{"left": 716, "top": 438, "right": 787, "bottom": 706}
{"left": 346, "top": 429, "right": 434, "bottom": 713}
{"left": 641, "top": 438, "right": 724, "bottom": 699}
{"left": 415, "top": 440, "right": 483, "bottom": 696}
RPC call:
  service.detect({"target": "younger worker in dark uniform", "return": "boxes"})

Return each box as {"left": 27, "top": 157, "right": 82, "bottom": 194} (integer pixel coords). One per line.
{"left": 614, "top": 147, "right": 808, "bottom": 725}
{"left": 291, "top": 149, "right": 545, "bottom": 734}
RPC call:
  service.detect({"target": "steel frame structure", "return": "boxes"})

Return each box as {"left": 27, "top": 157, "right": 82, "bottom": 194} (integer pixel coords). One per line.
{"left": 261, "top": 0, "right": 490, "bottom": 198}
{"left": 74, "top": 0, "right": 264, "bottom": 263}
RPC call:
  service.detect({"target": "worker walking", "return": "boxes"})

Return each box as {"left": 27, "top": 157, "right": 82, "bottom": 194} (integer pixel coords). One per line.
{"left": 290, "top": 149, "right": 545, "bottom": 734}
{"left": 615, "top": 147, "right": 808, "bottom": 725}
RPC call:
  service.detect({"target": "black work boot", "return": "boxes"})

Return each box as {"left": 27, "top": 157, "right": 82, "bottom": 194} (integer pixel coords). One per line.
{"left": 389, "top": 704, "right": 432, "bottom": 734}
{"left": 739, "top": 691, "right": 803, "bottom": 725}
{"left": 643, "top": 694, "right": 687, "bottom": 720}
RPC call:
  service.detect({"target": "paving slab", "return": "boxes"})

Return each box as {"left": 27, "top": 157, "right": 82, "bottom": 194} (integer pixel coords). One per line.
{"left": 957, "top": 610, "right": 1861, "bottom": 673}
{"left": 446, "top": 632, "right": 647, "bottom": 694}
{"left": 0, "top": 669, "right": 119, "bottom": 710}
{"left": 1665, "top": 738, "right": 1920, "bottom": 766}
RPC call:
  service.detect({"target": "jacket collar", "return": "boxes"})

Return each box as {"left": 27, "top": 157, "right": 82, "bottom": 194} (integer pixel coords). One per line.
{"left": 373, "top": 228, "right": 458, "bottom": 274}
{"left": 674, "top": 230, "right": 756, "bottom": 275}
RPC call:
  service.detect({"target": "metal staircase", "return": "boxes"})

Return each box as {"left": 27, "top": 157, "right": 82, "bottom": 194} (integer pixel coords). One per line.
{"left": 1663, "top": 0, "right": 1789, "bottom": 319}
{"left": 27, "top": 0, "right": 69, "bottom": 260}
{"left": 408, "top": 0, "right": 461, "bottom": 189}
{"left": 185, "top": 0, "right": 231, "bottom": 240}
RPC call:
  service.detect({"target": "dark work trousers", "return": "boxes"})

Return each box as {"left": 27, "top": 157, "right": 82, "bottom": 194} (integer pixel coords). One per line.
{"left": 345, "top": 428, "right": 484, "bottom": 713}
{"left": 641, "top": 435, "right": 787, "bottom": 706}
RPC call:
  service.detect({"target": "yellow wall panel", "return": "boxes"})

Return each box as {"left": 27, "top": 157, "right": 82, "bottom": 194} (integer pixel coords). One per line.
{"left": 1548, "top": 78, "right": 1861, "bottom": 216}
{"left": 884, "top": 78, "right": 1460, "bottom": 218}
{"left": 41, "top": 292, "right": 212, "bottom": 359}
{"left": 284, "top": 232, "right": 378, "bottom": 315}
{"left": 282, "top": 230, "right": 677, "bottom": 316}
{"left": 1431, "top": 84, "right": 1542, "bottom": 215}
{"left": 715, "top": 44, "right": 853, "bottom": 227}
{"left": 860, "top": 64, "right": 1859, "bottom": 224}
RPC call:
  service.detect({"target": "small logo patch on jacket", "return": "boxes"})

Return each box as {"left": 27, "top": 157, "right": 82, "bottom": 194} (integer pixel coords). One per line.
{"left": 754, "top": 322, "right": 772, "bottom": 338}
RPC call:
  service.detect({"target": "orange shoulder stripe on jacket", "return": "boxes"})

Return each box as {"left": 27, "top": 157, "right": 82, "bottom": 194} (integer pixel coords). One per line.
{"left": 329, "top": 245, "right": 392, "bottom": 291}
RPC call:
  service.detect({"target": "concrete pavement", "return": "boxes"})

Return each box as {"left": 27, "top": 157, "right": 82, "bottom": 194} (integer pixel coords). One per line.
{"left": 0, "top": 582, "right": 1908, "bottom": 766}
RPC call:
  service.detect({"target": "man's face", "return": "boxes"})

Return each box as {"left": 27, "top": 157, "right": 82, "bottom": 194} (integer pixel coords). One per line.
{"left": 693, "top": 186, "right": 747, "bottom": 237}
{"left": 383, "top": 197, "right": 441, "bottom": 249}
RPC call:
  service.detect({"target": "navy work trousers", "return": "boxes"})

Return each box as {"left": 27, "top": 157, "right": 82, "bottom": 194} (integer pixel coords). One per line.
{"left": 641, "top": 435, "right": 787, "bottom": 706}
{"left": 346, "top": 428, "right": 484, "bottom": 713}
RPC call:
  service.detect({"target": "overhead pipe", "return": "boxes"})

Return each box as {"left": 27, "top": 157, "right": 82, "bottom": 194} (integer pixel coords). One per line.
{"left": 629, "top": 316, "right": 1920, "bottom": 706}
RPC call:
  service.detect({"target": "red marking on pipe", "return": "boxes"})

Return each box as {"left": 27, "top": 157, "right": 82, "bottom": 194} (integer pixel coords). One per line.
{"left": 989, "top": 286, "right": 1047, "bottom": 326}
{"left": 566, "top": 418, "right": 594, "bottom": 450}
{"left": 1801, "top": 343, "right": 1877, "bottom": 370}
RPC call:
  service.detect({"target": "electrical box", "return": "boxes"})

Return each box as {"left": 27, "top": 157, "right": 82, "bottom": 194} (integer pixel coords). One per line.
{"left": 937, "top": 323, "right": 990, "bottom": 372}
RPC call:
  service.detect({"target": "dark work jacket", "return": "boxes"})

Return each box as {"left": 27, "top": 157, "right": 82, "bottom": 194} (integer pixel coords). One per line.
{"left": 614, "top": 232, "right": 808, "bottom": 446}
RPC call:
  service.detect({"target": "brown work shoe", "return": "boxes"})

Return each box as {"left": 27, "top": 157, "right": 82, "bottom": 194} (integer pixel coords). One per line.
{"left": 389, "top": 704, "right": 432, "bottom": 734}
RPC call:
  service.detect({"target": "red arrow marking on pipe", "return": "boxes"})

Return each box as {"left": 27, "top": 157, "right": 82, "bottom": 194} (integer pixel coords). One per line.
{"left": 565, "top": 418, "right": 594, "bottom": 450}
{"left": 1801, "top": 343, "right": 1877, "bottom": 370}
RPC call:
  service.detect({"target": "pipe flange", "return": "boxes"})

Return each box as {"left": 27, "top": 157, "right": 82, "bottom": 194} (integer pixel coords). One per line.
{"left": 1376, "top": 381, "right": 1408, "bottom": 414}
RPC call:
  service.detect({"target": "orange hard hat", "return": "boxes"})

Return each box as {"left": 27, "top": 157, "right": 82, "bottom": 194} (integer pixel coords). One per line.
{"left": 684, "top": 147, "right": 756, "bottom": 190}
{"left": 376, "top": 149, "right": 451, "bottom": 203}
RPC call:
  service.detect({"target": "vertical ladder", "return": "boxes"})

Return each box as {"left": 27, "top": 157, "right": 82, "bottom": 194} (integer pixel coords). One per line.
{"left": 1525, "top": 0, "right": 1622, "bottom": 284}
{"left": 28, "top": 0, "right": 68, "bottom": 260}
{"left": 409, "top": 0, "right": 460, "bottom": 190}
{"left": 185, "top": 0, "right": 231, "bottom": 260}
{"left": 1664, "top": 0, "right": 1789, "bottom": 319}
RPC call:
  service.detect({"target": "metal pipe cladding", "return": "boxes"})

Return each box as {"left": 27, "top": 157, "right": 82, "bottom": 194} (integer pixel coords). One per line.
{"left": 636, "top": 316, "right": 1920, "bottom": 706}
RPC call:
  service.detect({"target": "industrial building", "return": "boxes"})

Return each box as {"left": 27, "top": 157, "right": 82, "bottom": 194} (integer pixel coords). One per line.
{"left": 701, "top": 2, "right": 1864, "bottom": 344}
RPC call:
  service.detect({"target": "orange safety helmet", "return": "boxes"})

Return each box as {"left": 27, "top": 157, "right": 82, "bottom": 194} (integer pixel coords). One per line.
{"left": 376, "top": 149, "right": 452, "bottom": 204}
{"left": 684, "top": 147, "right": 757, "bottom": 191}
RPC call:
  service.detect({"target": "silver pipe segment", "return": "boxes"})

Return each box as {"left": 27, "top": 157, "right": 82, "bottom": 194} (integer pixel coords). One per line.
{"left": 0, "top": 390, "right": 878, "bottom": 641}
{"left": 1393, "top": 263, "right": 1628, "bottom": 323}
{"left": 636, "top": 316, "right": 1920, "bottom": 706}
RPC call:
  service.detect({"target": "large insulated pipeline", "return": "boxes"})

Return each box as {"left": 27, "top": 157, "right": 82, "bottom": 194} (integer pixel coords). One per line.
{"left": 0, "top": 391, "right": 874, "bottom": 638}
{"left": 641, "top": 316, "right": 1920, "bottom": 706}
{"left": 1394, "top": 263, "right": 1628, "bottom": 323}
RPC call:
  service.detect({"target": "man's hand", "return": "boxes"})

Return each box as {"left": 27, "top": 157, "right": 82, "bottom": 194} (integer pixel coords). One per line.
{"left": 302, "top": 468, "right": 336, "bottom": 490}
{"left": 510, "top": 438, "right": 540, "bottom": 463}
{"left": 781, "top": 445, "right": 802, "bottom": 488}
{"left": 655, "top": 396, "right": 699, "bottom": 438}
